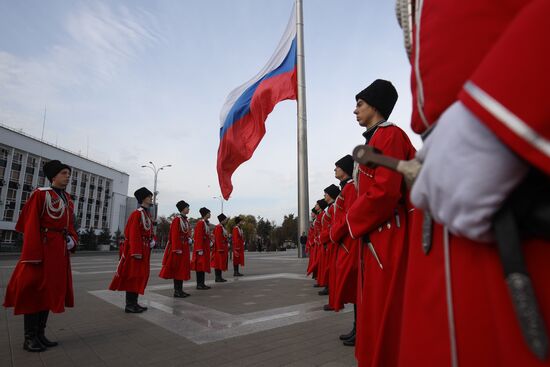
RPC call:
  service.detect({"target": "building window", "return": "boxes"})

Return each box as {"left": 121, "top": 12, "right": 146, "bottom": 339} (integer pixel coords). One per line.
{"left": 10, "top": 169, "right": 20, "bottom": 182}
{"left": 3, "top": 209, "right": 14, "bottom": 221}
{"left": 7, "top": 188, "right": 16, "bottom": 200}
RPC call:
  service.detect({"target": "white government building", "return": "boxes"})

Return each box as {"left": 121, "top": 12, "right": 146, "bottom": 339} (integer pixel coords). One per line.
{"left": 0, "top": 123, "right": 130, "bottom": 247}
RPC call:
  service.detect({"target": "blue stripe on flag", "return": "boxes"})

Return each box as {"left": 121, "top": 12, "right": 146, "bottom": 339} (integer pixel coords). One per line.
{"left": 220, "top": 37, "right": 297, "bottom": 139}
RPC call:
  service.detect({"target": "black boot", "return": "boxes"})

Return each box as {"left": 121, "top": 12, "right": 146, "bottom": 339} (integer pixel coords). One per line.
{"left": 343, "top": 333, "right": 356, "bottom": 346}
{"left": 23, "top": 313, "right": 46, "bottom": 352}
{"left": 37, "top": 311, "right": 57, "bottom": 347}
{"left": 125, "top": 292, "right": 143, "bottom": 313}
{"left": 173, "top": 280, "right": 186, "bottom": 297}
{"left": 233, "top": 265, "right": 243, "bottom": 277}
{"left": 323, "top": 304, "right": 334, "bottom": 311}
{"left": 318, "top": 287, "right": 329, "bottom": 296}
{"left": 339, "top": 324, "right": 356, "bottom": 340}
{"left": 215, "top": 269, "right": 227, "bottom": 282}
{"left": 196, "top": 272, "right": 210, "bottom": 290}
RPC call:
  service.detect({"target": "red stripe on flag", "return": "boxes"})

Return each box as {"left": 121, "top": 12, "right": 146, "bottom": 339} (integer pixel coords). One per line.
{"left": 217, "top": 67, "right": 297, "bottom": 199}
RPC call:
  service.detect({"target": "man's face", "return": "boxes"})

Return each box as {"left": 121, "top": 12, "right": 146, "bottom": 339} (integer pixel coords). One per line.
{"left": 205, "top": 212, "right": 211, "bottom": 220}
{"left": 354, "top": 99, "right": 376, "bottom": 127}
{"left": 52, "top": 168, "right": 71, "bottom": 188}
{"left": 182, "top": 207, "right": 190, "bottom": 215}
{"left": 314, "top": 204, "right": 320, "bottom": 212}
{"left": 142, "top": 195, "right": 153, "bottom": 207}
{"left": 334, "top": 166, "right": 346, "bottom": 180}
{"left": 324, "top": 192, "right": 333, "bottom": 203}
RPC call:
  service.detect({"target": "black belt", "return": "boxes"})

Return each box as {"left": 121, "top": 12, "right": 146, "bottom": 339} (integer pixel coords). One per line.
{"left": 41, "top": 227, "right": 67, "bottom": 233}
{"left": 494, "top": 169, "right": 550, "bottom": 360}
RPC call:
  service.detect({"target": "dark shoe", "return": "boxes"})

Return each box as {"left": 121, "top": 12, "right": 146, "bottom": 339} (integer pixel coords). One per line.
{"left": 125, "top": 304, "right": 144, "bottom": 313}
{"left": 323, "top": 304, "right": 334, "bottom": 311}
{"left": 196, "top": 284, "right": 210, "bottom": 290}
{"left": 181, "top": 291, "right": 191, "bottom": 297}
{"left": 23, "top": 334, "right": 46, "bottom": 352}
{"left": 318, "top": 288, "right": 329, "bottom": 296}
{"left": 234, "top": 272, "right": 243, "bottom": 277}
{"left": 174, "top": 290, "right": 186, "bottom": 298}
{"left": 339, "top": 326, "right": 356, "bottom": 341}
{"left": 37, "top": 331, "right": 58, "bottom": 347}
{"left": 137, "top": 304, "right": 148, "bottom": 311}
{"left": 313, "top": 284, "right": 321, "bottom": 288}
{"left": 343, "top": 335, "right": 356, "bottom": 346}
{"left": 215, "top": 278, "right": 225, "bottom": 283}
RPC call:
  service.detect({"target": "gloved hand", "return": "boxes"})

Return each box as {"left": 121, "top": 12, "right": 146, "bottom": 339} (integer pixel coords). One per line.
{"left": 66, "top": 235, "right": 76, "bottom": 250}
{"left": 132, "top": 254, "right": 143, "bottom": 259}
{"left": 149, "top": 239, "right": 156, "bottom": 249}
{"left": 411, "top": 102, "right": 528, "bottom": 242}
{"left": 197, "top": 250, "right": 204, "bottom": 256}
{"left": 175, "top": 250, "right": 183, "bottom": 255}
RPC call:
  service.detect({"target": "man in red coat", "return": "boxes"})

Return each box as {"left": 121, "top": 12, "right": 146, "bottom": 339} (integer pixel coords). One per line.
{"left": 346, "top": 80, "right": 416, "bottom": 367}
{"left": 159, "top": 200, "right": 191, "bottom": 298}
{"left": 4, "top": 160, "right": 78, "bottom": 352}
{"left": 306, "top": 207, "right": 319, "bottom": 275}
{"left": 211, "top": 213, "right": 229, "bottom": 282}
{"left": 191, "top": 207, "right": 212, "bottom": 290}
{"left": 232, "top": 216, "right": 245, "bottom": 276}
{"left": 109, "top": 187, "right": 155, "bottom": 313}
{"left": 310, "top": 199, "right": 328, "bottom": 287}
{"left": 396, "top": 1, "right": 550, "bottom": 366}
{"left": 328, "top": 154, "right": 358, "bottom": 347}
{"left": 319, "top": 184, "right": 340, "bottom": 302}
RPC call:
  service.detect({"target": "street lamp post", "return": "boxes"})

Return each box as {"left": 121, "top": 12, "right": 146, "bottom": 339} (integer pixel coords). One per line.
{"left": 212, "top": 196, "right": 224, "bottom": 213}
{"left": 141, "top": 162, "right": 172, "bottom": 223}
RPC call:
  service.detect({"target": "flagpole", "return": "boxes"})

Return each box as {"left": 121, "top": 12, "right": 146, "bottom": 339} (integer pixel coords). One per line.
{"left": 296, "top": 0, "right": 309, "bottom": 258}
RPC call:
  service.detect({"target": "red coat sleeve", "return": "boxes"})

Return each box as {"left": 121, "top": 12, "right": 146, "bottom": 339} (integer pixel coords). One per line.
{"left": 347, "top": 127, "right": 412, "bottom": 239}
{"left": 232, "top": 227, "right": 242, "bottom": 250}
{"left": 16, "top": 189, "right": 45, "bottom": 263}
{"left": 170, "top": 217, "right": 183, "bottom": 252}
{"left": 319, "top": 205, "right": 334, "bottom": 244}
{"left": 193, "top": 220, "right": 206, "bottom": 252}
{"left": 66, "top": 195, "right": 78, "bottom": 252}
{"left": 330, "top": 184, "right": 357, "bottom": 243}
{"left": 126, "top": 211, "right": 143, "bottom": 257}
{"left": 214, "top": 226, "right": 224, "bottom": 251}
{"left": 459, "top": 0, "right": 550, "bottom": 175}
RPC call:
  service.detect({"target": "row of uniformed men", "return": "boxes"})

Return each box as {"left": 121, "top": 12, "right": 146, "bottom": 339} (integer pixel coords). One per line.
{"left": 1, "top": 161, "right": 247, "bottom": 351}
{"left": 302, "top": 0, "right": 550, "bottom": 363}
{"left": 109, "top": 188, "right": 247, "bottom": 313}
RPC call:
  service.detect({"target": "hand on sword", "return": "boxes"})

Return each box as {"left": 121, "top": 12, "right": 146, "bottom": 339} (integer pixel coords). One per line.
{"left": 352, "top": 144, "right": 422, "bottom": 188}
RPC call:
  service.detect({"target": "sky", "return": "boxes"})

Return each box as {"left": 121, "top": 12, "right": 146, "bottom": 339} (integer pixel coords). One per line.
{"left": 0, "top": 0, "right": 420, "bottom": 224}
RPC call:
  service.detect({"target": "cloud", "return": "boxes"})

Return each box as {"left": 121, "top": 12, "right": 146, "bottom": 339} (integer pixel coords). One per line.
{"left": 0, "top": 2, "right": 160, "bottom": 129}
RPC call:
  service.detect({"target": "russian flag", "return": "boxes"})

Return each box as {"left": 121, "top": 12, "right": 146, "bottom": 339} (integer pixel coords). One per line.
{"left": 217, "top": 7, "right": 297, "bottom": 200}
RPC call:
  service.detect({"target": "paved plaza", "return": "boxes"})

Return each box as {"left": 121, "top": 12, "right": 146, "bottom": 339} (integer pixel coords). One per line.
{"left": 0, "top": 250, "right": 356, "bottom": 367}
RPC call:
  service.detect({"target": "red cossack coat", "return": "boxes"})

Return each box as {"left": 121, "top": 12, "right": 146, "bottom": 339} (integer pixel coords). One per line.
{"left": 318, "top": 204, "right": 335, "bottom": 287}
{"left": 159, "top": 215, "right": 191, "bottom": 281}
{"left": 4, "top": 188, "right": 78, "bottom": 315}
{"left": 232, "top": 225, "right": 245, "bottom": 267}
{"left": 109, "top": 207, "right": 153, "bottom": 294}
{"left": 211, "top": 224, "right": 229, "bottom": 271}
{"left": 306, "top": 212, "right": 323, "bottom": 276}
{"left": 328, "top": 179, "right": 358, "bottom": 310}
{"left": 399, "top": 1, "right": 550, "bottom": 366}
{"left": 346, "top": 122, "right": 416, "bottom": 367}
{"left": 191, "top": 219, "right": 211, "bottom": 273}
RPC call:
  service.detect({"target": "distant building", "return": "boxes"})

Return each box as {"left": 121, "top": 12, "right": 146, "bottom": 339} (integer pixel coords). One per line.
{"left": 0, "top": 123, "right": 130, "bottom": 246}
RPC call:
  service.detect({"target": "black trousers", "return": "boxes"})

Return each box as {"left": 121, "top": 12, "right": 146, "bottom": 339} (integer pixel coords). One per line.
{"left": 173, "top": 279, "right": 183, "bottom": 291}
{"left": 196, "top": 272, "right": 205, "bottom": 286}
{"left": 125, "top": 292, "right": 139, "bottom": 306}
{"left": 215, "top": 269, "right": 223, "bottom": 279}
{"left": 24, "top": 310, "right": 49, "bottom": 335}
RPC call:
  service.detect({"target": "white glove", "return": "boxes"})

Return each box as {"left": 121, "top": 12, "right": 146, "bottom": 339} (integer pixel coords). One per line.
{"left": 197, "top": 250, "right": 204, "bottom": 256}
{"left": 149, "top": 240, "right": 156, "bottom": 249}
{"left": 66, "top": 235, "right": 76, "bottom": 250}
{"left": 411, "top": 102, "right": 528, "bottom": 242}
{"left": 188, "top": 238, "right": 193, "bottom": 245}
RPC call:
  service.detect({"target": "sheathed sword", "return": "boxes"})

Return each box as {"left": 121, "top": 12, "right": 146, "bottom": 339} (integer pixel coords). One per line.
{"left": 352, "top": 143, "right": 549, "bottom": 361}
{"left": 352, "top": 145, "right": 433, "bottom": 254}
